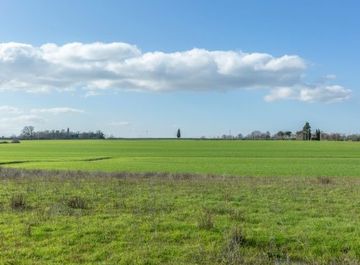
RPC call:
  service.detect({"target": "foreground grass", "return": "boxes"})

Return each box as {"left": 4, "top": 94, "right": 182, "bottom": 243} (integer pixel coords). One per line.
{"left": 1, "top": 168, "right": 360, "bottom": 264}
{"left": 1, "top": 140, "right": 360, "bottom": 176}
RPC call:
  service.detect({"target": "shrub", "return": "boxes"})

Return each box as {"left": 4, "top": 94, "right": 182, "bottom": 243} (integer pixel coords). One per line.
{"left": 10, "top": 194, "right": 27, "bottom": 210}
{"left": 11, "top": 138, "right": 20, "bottom": 144}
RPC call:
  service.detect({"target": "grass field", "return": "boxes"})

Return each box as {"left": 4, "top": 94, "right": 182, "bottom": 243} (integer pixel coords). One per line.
{"left": 1, "top": 140, "right": 360, "bottom": 176}
{"left": 1, "top": 140, "right": 360, "bottom": 264}
{"left": 1, "top": 168, "right": 360, "bottom": 265}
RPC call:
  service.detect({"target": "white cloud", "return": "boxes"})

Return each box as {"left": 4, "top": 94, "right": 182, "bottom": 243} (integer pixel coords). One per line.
{"left": 0, "top": 41, "right": 349, "bottom": 103}
{"left": 0, "top": 114, "right": 44, "bottom": 124}
{"left": 265, "top": 85, "right": 351, "bottom": 103}
{"left": 30, "top": 107, "right": 84, "bottom": 114}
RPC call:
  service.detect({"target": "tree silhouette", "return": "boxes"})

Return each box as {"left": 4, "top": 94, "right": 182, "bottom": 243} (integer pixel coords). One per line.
{"left": 177, "top": 129, "right": 181, "bottom": 139}
{"left": 314, "top": 129, "right": 321, "bottom": 141}
{"left": 302, "top": 122, "right": 311, "bottom": 141}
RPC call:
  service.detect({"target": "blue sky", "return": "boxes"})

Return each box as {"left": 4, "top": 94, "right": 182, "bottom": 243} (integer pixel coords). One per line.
{"left": 0, "top": 0, "right": 359, "bottom": 137}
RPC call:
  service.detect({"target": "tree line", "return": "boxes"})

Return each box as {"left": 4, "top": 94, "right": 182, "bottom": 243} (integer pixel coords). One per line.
{"left": 1, "top": 123, "right": 360, "bottom": 141}
{"left": 18, "top": 126, "right": 105, "bottom": 140}
{"left": 219, "top": 122, "right": 360, "bottom": 141}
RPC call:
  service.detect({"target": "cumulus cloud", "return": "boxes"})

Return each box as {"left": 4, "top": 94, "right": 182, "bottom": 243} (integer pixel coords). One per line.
{"left": 30, "top": 107, "right": 84, "bottom": 114}
{"left": 0, "top": 41, "right": 349, "bottom": 102}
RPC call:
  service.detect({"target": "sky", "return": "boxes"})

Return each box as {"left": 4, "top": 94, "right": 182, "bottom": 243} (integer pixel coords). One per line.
{"left": 0, "top": 0, "right": 359, "bottom": 137}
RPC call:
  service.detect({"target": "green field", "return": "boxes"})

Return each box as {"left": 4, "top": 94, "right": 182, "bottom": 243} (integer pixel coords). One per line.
{"left": 1, "top": 140, "right": 360, "bottom": 176}
{"left": 1, "top": 140, "right": 360, "bottom": 264}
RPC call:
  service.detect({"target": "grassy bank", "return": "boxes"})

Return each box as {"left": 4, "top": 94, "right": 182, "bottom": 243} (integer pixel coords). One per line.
{"left": 1, "top": 168, "right": 360, "bottom": 264}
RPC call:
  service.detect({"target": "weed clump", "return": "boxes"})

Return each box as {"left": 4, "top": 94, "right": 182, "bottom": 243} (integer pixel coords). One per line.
{"left": 197, "top": 209, "right": 214, "bottom": 230}
{"left": 318, "top": 176, "right": 332, "bottom": 185}
{"left": 230, "top": 209, "right": 245, "bottom": 222}
{"left": 10, "top": 194, "right": 27, "bottom": 210}
{"left": 220, "top": 226, "right": 247, "bottom": 264}
{"left": 228, "top": 226, "right": 246, "bottom": 248}
{"left": 67, "top": 196, "right": 87, "bottom": 209}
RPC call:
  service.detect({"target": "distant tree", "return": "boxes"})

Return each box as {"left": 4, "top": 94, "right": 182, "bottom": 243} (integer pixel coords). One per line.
{"left": 284, "top": 131, "right": 292, "bottom": 138}
{"left": 95, "top": 130, "right": 105, "bottom": 139}
{"left": 19, "top": 127, "right": 105, "bottom": 140}
{"left": 314, "top": 129, "right": 321, "bottom": 141}
{"left": 177, "top": 129, "right": 181, "bottom": 139}
{"left": 276, "top": 131, "right": 285, "bottom": 139}
{"left": 11, "top": 138, "right": 20, "bottom": 144}
{"left": 265, "top": 131, "right": 271, "bottom": 140}
{"left": 21, "top": 126, "right": 35, "bottom": 139}
{"left": 302, "top": 122, "right": 311, "bottom": 141}
{"left": 246, "top": 131, "right": 269, "bottom": 140}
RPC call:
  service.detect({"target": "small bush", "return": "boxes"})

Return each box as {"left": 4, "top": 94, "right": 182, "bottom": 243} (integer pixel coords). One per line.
{"left": 0, "top": 141, "right": 9, "bottom": 144}
{"left": 11, "top": 138, "right": 20, "bottom": 144}
{"left": 67, "top": 196, "right": 87, "bottom": 209}
{"left": 10, "top": 194, "right": 27, "bottom": 210}
{"left": 197, "top": 209, "right": 214, "bottom": 230}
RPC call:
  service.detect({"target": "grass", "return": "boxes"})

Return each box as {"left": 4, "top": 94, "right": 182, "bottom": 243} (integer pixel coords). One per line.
{"left": 0, "top": 140, "right": 360, "bottom": 176}
{"left": 1, "top": 140, "right": 360, "bottom": 263}
{"left": 0, "top": 168, "right": 360, "bottom": 264}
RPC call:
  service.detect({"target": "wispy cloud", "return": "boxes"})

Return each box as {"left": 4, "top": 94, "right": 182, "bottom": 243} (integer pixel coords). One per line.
{"left": 0, "top": 106, "right": 84, "bottom": 136}
{"left": 0, "top": 105, "right": 22, "bottom": 114}
{"left": 0, "top": 114, "right": 45, "bottom": 135}
{"left": 108, "top": 121, "right": 130, "bottom": 127}
{"left": 0, "top": 41, "right": 349, "bottom": 103}
{"left": 30, "top": 107, "right": 84, "bottom": 114}
{"left": 265, "top": 85, "right": 351, "bottom": 103}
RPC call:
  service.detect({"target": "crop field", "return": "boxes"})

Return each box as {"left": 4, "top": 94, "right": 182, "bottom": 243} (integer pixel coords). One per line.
{"left": 1, "top": 140, "right": 360, "bottom": 264}
{"left": 1, "top": 140, "right": 360, "bottom": 176}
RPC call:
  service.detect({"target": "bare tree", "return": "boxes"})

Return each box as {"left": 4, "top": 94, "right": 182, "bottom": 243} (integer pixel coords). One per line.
{"left": 21, "top": 126, "right": 35, "bottom": 139}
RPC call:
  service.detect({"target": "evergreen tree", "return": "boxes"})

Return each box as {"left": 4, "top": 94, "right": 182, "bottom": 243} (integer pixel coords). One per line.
{"left": 177, "top": 129, "right": 181, "bottom": 139}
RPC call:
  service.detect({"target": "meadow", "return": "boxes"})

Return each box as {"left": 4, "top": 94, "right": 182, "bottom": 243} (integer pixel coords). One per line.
{"left": 1, "top": 140, "right": 360, "bottom": 176}
{"left": 1, "top": 140, "right": 360, "bottom": 264}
